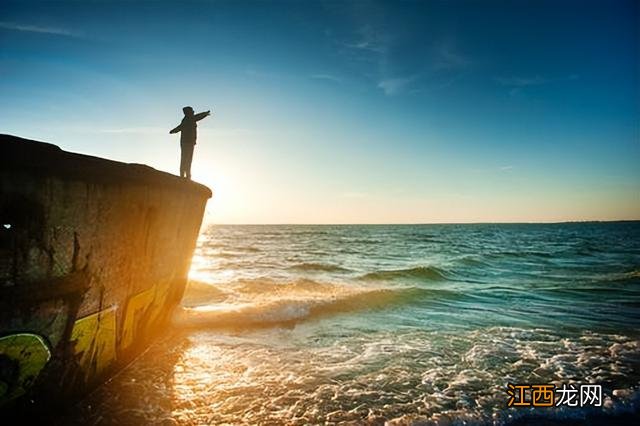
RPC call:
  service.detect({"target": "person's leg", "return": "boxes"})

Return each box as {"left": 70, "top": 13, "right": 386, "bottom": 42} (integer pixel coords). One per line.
{"left": 185, "top": 144, "right": 194, "bottom": 179}
{"left": 180, "top": 144, "right": 187, "bottom": 177}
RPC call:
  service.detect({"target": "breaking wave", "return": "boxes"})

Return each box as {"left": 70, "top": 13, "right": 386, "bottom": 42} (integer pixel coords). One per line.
{"left": 359, "top": 266, "right": 449, "bottom": 282}
{"left": 174, "top": 279, "right": 431, "bottom": 328}
{"left": 287, "top": 262, "right": 351, "bottom": 273}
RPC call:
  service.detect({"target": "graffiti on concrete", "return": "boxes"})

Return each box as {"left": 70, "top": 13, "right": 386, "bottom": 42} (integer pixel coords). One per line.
{"left": 69, "top": 306, "right": 117, "bottom": 382}
{"left": 0, "top": 333, "right": 51, "bottom": 404}
{"left": 121, "top": 280, "right": 172, "bottom": 351}
{"left": 121, "top": 287, "right": 155, "bottom": 350}
{"left": 0, "top": 283, "right": 178, "bottom": 397}
{"left": 148, "top": 280, "right": 172, "bottom": 324}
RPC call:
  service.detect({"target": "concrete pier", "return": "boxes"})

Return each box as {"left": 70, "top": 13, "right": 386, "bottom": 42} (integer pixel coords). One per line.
{"left": 0, "top": 134, "right": 211, "bottom": 409}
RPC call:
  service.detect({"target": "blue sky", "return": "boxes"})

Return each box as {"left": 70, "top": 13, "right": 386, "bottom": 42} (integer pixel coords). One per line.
{"left": 1, "top": 0, "right": 638, "bottom": 223}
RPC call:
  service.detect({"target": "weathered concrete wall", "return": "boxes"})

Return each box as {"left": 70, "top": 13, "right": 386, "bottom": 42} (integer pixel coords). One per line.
{"left": 0, "top": 134, "right": 211, "bottom": 409}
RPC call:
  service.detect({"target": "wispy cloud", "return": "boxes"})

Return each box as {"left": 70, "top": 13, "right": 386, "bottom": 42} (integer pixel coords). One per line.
{"left": 99, "top": 127, "right": 254, "bottom": 138}
{"left": 377, "top": 76, "right": 415, "bottom": 96}
{"left": 0, "top": 21, "right": 83, "bottom": 38}
{"left": 339, "top": 24, "right": 422, "bottom": 96}
{"left": 330, "top": 17, "right": 402, "bottom": 96}
{"left": 495, "top": 74, "right": 579, "bottom": 96}
{"left": 500, "top": 165, "right": 514, "bottom": 171}
{"left": 244, "top": 67, "right": 279, "bottom": 79}
{"left": 342, "top": 24, "right": 391, "bottom": 56}
{"left": 327, "top": 4, "right": 471, "bottom": 97}
{"left": 201, "top": 127, "right": 254, "bottom": 137}
{"left": 99, "top": 127, "right": 164, "bottom": 134}
{"left": 310, "top": 73, "right": 343, "bottom": 83}
{"left": 433, "top": 41, "right": 471, "bottom": 71}
{"left": 495, "top": 75, "right": 548, "bottom": 87}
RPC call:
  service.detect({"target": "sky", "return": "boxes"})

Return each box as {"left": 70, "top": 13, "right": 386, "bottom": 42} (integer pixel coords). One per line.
{"left": 1, "top": 0, "right": 638, "bottom": 224}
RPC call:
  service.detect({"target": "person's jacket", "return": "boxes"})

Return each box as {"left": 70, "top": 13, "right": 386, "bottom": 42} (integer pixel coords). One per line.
{"left": 170, "top": 112, "right": 209, "bottom": 145}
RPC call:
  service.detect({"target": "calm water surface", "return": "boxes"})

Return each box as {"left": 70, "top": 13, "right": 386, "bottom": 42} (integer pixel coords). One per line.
{"left": 64, "top": 223, "right": 640, "bottom": 425}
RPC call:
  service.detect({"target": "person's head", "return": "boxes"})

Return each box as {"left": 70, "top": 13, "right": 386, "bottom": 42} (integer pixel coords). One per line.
{"left": 182, "top": 106, "right": 194, "bottom": 117}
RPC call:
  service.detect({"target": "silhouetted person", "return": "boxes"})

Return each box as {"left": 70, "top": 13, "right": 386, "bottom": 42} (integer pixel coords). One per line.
{"left": 170, "top": 106, "right": 211, "bottom": 179}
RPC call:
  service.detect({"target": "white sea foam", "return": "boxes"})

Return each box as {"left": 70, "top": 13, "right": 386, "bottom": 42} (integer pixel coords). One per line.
{"left": 174, "top": 279, "right": 422, "bottom": 328}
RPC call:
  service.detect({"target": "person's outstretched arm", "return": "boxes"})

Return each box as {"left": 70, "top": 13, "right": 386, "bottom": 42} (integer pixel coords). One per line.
{"left": 194, "top": 110, "right": 211, "bottom": 121}
{"left": 169, "top": 123, "right": 182, "bottom": 134}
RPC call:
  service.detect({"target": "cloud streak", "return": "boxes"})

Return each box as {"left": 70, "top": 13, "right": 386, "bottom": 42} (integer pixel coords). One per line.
{"left": 326, "top": 4, "right": 472, "bottom": 97}
{"left": 433, "top": 41, "right": 471, "bottom": 70}
{"left": 494, "top": 75, "right": 548, "bottom": 87}
{"left": 99, "top": 127, "right": 164, "bottom": 134}
{"left": 99, "top": 127, "right": 254, "bottom": 137}
{"left": 377, "top": 76, "right": 415, "bottom": 96}
{"left": 495, "top": 74, "right": 579, "bottom": 95}
{"left": 310, "top": 74, "right": 343, "bottom": 83}
{"left": 342, "top": 24, "right": 391, "bottom": 56}
{"left": 0, "top": 21, "right": 83, "bottom": 38}
{"left": 339, "top": 26, "right": 421, "bottom": 96}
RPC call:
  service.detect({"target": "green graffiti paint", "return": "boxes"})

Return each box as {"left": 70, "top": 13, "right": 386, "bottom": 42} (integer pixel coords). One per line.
{"left": 0, "top": 333, "right": 51, "bottom": 404}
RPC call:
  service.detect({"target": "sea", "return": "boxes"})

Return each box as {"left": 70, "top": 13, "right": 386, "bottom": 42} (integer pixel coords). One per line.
{"left": 63, "top": 222, "right": 640, "bottom": 425}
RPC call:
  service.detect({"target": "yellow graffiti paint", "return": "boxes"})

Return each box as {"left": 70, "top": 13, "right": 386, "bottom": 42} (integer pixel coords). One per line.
{"left": 69, "top": 306, "right": 117, "bottom": 382}
{"left": 121, "top": 280, "right": 174, "bottom": 350}
{"left": 148, "top": 280, "right": 172, "bottom": 324}
{"left": 121, "top": 287, "right": 155, "bottom": 350}
{"left": 0, "top": 333, "right": 51, "bottom": 404}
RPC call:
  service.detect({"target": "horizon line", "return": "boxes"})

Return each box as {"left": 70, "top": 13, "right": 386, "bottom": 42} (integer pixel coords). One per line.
{"left": 205, "top": 219, "right": 640, "bottom": 226}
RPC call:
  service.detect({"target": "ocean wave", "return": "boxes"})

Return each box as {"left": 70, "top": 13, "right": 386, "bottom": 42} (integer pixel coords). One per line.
{"left": 601, "top": 269, "right": 640, "bottom": 282}
{"left": 180, "top": 280, "right": 229, "bottom": 306}
{"left": 343, "top": 238, "right": 384, "bottom": 245}
{"left": 406, "top": 234, "right": 444, "bottom": 243}
{"left": 235, "top": 246, "right": 261, "bottom": 253}
{"left": 487, "top": 250, "right": 555, "bottom": 259}
{"left": 174, "top": 279, "right": 431, "bottom": 328}
{"left": 359, "top": 266, "right": 449, "bottom": 282}
{"left": 455, "top": 255, "right": 492, "bottom": 268}
{"left": 287, "top": 262, "right": 351, "bottom": 273}
{"left": 209, "top": 251, "right": 239, "bottom": 259}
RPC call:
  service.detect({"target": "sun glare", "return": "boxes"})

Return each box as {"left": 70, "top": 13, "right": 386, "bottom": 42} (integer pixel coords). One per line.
{"left": 190, "top": 162, "right": 250, "bottom": 225}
